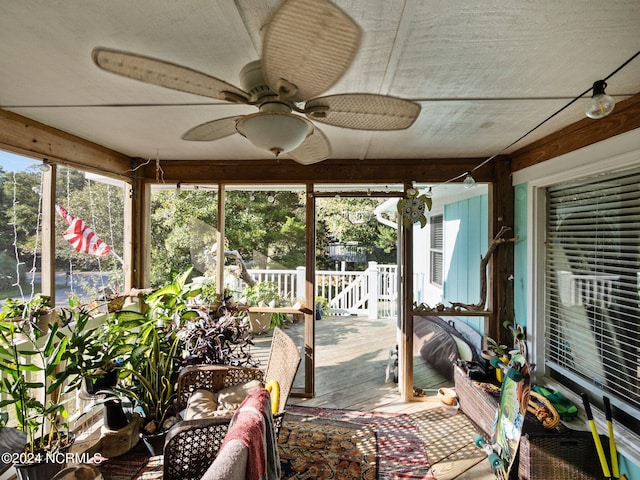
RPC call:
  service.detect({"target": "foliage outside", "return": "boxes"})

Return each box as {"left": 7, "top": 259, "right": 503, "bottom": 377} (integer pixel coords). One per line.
{"left": 1, "top": 164, "right": 398, "bottom": 300}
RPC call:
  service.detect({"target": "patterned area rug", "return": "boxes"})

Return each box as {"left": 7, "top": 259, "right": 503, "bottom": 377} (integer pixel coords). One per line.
{"left": 98, "top": 407, "right": 435, "bottom": 480}
{"left": 279, "top": 417, "right": 378, "bottom": 479}
{"left": 284, "top": 406, "right": 436, "bottom": 479}
{"left": 97, "top": 443, "right": 151, "bottom": 479}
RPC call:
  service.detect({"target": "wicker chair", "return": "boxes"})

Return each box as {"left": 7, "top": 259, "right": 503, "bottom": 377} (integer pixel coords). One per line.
{"left": 163, "top": 327, "right": 301, "bottom": 480}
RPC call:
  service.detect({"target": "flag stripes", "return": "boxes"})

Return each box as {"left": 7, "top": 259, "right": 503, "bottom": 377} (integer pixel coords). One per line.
{"left": 55, "top": 204, "right": 112, "bottom": 256}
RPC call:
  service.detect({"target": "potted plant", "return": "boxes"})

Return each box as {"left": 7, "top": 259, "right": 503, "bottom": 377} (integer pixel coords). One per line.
{"left": 57, "top": 296, "right": 132, "bottom": 396}
{"left": 482, "top": 337, "right": 510, "bottom": 382}
{"left": 241, "top": 281, "right": 290, "bottom": 333}
{"left": 315, "top": 296, "right": 329, "bottom": 320}
{"left": 0, "top": 309, "right": 78, "bottom": 479}
{"left": 0, "top": 294, "right": 57, "bottom": 334}
{"left": 178, "top": 295, "right": 256, "bottom": 368}
{"left": 112, "top": 267, "right": 202, "bottom": 455}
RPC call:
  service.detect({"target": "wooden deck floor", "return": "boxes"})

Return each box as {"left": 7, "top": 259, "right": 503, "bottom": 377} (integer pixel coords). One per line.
{"left": 252, "top": 316, "right": 496, "bottom": 480}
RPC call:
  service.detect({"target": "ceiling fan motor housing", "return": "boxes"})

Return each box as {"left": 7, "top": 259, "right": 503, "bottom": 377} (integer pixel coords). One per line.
{"left": 240, "top": 60, "right": 276, "bottom": 101}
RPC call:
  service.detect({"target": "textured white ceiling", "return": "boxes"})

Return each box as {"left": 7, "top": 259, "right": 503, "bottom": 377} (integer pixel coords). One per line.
{"left": 1, "top": 0, "right": 638, "bottom": 163}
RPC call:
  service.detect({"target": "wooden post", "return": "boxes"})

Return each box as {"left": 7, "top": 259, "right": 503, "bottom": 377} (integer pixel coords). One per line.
{"left": 304, "top": 184, "right": 315, "bottom": 396}
{"left": 490, "top": 157, "right": 515, "bottom": 346}
{"left": 400, "top": 184, "right": 414, "bottom": 401}
{"left": 40, "top": 163, "right": 56, "bottom": 300}
{"left": 216, "top": 185, "right": 225, "bottom": 297}
{"left": 124, "top": 174, "right": 150, "bottom": 291}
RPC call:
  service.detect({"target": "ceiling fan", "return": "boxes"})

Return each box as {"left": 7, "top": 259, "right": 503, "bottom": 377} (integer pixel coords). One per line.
{"left": 92, "top": 0, "right": 421, "bottom": 165}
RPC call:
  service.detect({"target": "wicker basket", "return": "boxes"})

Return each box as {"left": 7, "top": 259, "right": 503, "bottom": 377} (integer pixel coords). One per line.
{"left": 518, "top": 431, "right": 606, "bottom": 480}
{"left": 454, "top": 365, "right": 500, "bottom": 436}
{"left": 455, "top": 365, "right": 608, "bottom": 480}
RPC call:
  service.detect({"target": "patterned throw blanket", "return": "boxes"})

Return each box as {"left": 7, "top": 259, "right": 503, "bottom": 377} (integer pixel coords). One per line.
{"left": 218, "top": 388, "right": 280, "bottom": 480}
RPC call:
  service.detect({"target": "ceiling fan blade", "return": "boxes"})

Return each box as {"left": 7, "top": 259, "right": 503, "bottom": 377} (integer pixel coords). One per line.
{"left": 305, "top": 94, "right": 421, "bottom": 130}
{"left": 182, "top": 116, "right": 243, "bottom": 141}
{"left": 92, "top": 47, "right": 249, "bottom": 103}
{"left": 287, "top": 125, "right": 331, "bottom": 165}
{"left": 262, "top": 0, "right": 361, "bottom": 102}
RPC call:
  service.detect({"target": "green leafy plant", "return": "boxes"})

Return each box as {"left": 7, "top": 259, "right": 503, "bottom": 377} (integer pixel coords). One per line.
{"left": 58, "top": 296, "right": 134, "bottom": 394}
{"left": 0, "top": 315, "right": 73, "bottom": 458}
{"left": 315, "top": 296, "right": 329, "bottom": 319}
{"left": 196, "top": 277, "right": 218, "bottom": 306}
{"left": 114, "top": 267, "right": 202, "bottom": 435}
{"left": 242, "top": 281, "right": 292, "bottom": 331}
{"left": 485, "top": 337, "right": 509, "bottom": 357}
{"left": 0, "top": 294, "right": 53, "bottom": 322}
{"left": 242, "top": 281, "right": 287, "bottom": 307}
{"left": 178, "top": 295, "right": 256, "bottom": 367}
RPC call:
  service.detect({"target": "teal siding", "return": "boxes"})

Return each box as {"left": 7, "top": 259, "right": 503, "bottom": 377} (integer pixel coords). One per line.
{"left": 514, "top": 183, "right": 528, "bottom": 329}
{"left": 442, "top": 194, "right": 488, "bottom": 307}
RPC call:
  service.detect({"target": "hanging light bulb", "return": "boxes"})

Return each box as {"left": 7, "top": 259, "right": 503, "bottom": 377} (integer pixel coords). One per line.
{"left": 463, "top": 172, "right": 477, "bottom": 189}
{"left": 585, "top": 80, "right": 615, "bottom": 119}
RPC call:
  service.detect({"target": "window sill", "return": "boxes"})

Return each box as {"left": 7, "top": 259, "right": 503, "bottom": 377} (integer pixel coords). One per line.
{"left": 541, "top": 377, "right": 640, "bottom": 467}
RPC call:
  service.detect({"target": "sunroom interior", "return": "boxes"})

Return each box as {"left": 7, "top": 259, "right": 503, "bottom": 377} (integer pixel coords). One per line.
{"left": 1, "top": 0, "right": 640, "bottom": 478}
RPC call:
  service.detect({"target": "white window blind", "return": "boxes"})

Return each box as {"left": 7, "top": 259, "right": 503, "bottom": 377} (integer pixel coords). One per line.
{"left": 545, "top": 166, "right": 640, "bottom": 420}
{"left": 430, "top": 214, "right": 443, "bottom": 286}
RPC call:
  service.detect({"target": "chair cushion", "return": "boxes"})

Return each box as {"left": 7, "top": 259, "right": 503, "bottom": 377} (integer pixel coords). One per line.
{"left": 184, "top": 389, "right": 218, "bottom": 420}
{"left": 217, "top": 380, "right": 263, "bottom": 412}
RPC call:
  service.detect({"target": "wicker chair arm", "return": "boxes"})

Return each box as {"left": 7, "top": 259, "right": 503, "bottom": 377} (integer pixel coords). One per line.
{"left": 176, "top": 364, "right": 264, "bottom": 409}
{"left": 163, "top": 416, "right": 233, "bottom": 480}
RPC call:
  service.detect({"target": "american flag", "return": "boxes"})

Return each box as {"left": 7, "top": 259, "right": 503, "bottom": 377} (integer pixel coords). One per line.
{"left": 55, "top": 204, "right": 111, "bottom": 256}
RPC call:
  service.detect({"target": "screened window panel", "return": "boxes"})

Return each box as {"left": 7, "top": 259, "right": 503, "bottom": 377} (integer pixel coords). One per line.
{"left": 545, "top": 166, "right": 640, "bottom": 418}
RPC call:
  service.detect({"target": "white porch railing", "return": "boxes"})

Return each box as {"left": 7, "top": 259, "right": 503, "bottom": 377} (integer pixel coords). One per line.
{"left": 556, "top": 270, "right": 619, "bottom": 307}
{"left": 228, "top": 262, "right": 398, "bottom": 319}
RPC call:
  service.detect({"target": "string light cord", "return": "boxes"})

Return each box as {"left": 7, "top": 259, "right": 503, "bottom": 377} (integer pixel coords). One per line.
{"left": 10, "top": 173, "right": 25, "bottom": 297}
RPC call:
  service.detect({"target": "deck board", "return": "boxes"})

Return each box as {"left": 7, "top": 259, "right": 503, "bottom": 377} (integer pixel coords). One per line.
{"left": 251, "top": 316, "right": 494, "bottom": 479}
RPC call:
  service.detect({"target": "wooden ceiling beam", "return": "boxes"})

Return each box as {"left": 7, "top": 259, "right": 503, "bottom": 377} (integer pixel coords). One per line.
{"left": 510, "top": 93, "right": 640, "bottom": 172}
{"left": 137, "top": 156, "right": 499, "bottom": 185}
{"left": 0, "top": 109, "right": 132, "bottom": 181}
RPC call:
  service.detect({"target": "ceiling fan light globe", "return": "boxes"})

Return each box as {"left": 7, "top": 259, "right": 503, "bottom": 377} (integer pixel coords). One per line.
{"left": 236, "top": 112, "right": 312, "bottom": 154}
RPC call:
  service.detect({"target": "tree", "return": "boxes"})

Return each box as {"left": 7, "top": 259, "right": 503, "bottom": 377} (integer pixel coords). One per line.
{"left": 0, "top": 167, "right": 47, "bottom": 288}
{"left": 150, "top": 189, "right": 218, "bottom": 286}
{"left": 224, "top": 191, "right": 306, "bottom": 269}
{"left": 315, "top": 197, "right": 397, "bottom": 268}
{"left": 148, "top": 189, "right": 307, "bottom": 286}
